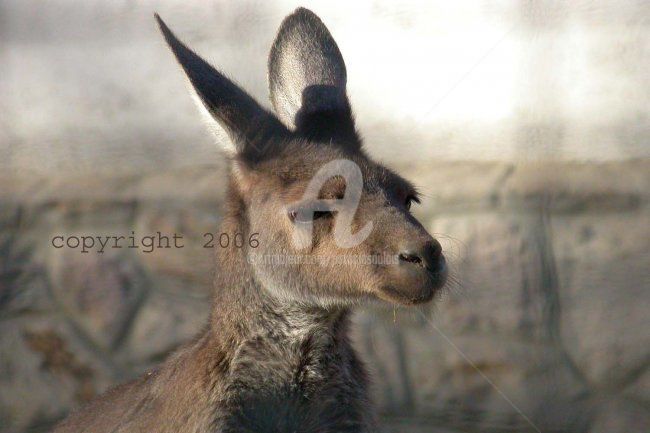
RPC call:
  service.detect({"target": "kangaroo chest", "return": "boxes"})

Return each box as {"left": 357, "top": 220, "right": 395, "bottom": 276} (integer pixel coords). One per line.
{"left": 218, "top": 331, "right": 370, "bottom": 432}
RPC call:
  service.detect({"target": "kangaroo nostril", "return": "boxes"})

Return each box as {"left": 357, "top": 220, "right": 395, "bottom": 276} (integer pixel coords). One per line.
{"left": 399, "top": 252, "right": 423, "bottom": 265}
{"left": 398, "top": 240, "right": 445, "bottom": 272}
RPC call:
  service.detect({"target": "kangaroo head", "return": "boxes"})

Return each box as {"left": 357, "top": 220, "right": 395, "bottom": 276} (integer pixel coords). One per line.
{"left": 156, "top": 8, "right": 447, "bottom": 307}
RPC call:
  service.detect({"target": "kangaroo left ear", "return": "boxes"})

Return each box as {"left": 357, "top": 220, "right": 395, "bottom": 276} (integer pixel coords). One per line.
{"left": 156, "top": 14, "right": 286, "bottom": 157}
{"left": 268, "top": 8, "right": 358, "bottom": 145}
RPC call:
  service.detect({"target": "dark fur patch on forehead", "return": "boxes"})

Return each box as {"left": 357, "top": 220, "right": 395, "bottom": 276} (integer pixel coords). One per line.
{"left": 362, "top": 163, "right": 419, "bottom": 200}
{"left": 244, "top": 139, "right": 353, "bottom": 181}
{"left": 241, "top": 138, "right": 417, "bottom": 202}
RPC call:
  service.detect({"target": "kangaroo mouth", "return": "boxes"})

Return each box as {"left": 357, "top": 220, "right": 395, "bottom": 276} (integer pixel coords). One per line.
{"left": 378, "top": 285, "right": 436, "bottom": 305}
{"left": 377, "top": 264, "right": 448, "bottom": 306}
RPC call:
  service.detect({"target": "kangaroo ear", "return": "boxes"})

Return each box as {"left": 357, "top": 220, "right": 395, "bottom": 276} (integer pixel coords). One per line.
{"left": 268, "top": 8, "right": 357, "bottom": 144}
{"left": 156, "top": 14, "right": 285, "bottom": 156}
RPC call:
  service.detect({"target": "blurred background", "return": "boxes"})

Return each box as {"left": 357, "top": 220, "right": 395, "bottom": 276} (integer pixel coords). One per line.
{"left": 0, "top": 1, "right": 648, "bottom": 432}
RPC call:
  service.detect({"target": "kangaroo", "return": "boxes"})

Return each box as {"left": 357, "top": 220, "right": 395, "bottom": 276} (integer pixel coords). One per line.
{"left": 52, "top": 8, "right": 447, "bottom": 433}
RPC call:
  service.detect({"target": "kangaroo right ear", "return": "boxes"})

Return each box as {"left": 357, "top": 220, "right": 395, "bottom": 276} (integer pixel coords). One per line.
{"left": 156, "top": 14, "right": 285, "bottom": 156}
{"left": 268, "top": 8, "right": 357, "bottom": 144}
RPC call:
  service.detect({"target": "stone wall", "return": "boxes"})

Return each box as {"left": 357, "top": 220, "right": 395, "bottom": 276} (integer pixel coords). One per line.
{"left": 1, "top": 160, "right": 648, "bottom": 433}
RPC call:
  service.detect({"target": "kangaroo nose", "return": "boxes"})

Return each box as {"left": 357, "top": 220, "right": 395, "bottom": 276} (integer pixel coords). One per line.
{"left": 398, "top": 240, "right": 444, "bottom": 272}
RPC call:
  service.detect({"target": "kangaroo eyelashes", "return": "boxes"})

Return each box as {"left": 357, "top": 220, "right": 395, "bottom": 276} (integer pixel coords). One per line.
{"left": 405, "top": 195, "right": 420, "bottom": 211}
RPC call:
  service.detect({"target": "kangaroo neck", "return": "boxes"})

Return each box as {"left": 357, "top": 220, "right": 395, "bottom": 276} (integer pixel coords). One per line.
{"left": 208, "top": 187, "right": 350, "bottom": 356}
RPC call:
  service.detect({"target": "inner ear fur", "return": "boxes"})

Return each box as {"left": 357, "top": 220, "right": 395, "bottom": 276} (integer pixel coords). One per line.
{"left": 268, "top": 8, "right": 359, "bottom": 147}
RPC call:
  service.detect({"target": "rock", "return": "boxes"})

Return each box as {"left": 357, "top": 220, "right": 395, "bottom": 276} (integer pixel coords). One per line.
{"left": 119, "top": 291, "right": 209, "bottom": 365}
{"left": 0, "top": 316, "right": 114, "bottom": 432}
{"left": 553, "top": 212, "right": 650, "bottom": 387}
{"left": 353, "top": 309, "right": 417, "bottom": 413}
{"left": 0, "top": 204, "right": 53, "bottom": 317}
{"left": 381, "top": 418, "right": 459, "bottom": 433}
{"left": 354, "top": 308, "right": 589, "bottom": 432}
{"left": 48, "top": 250, "right": 148, "bottom": 351}
{"left": 424, "top": 213, "right": 553, "bottom": 340}
{"left": 1, "top": 160, "right": 649, "bottom": 433}
{"left": 622, "top": 366, "right": 650, "bottom": 403}
{"left": 590, "top": 397, "right": 650, "bottom": 433}
{"left": 405, "top": 328, "right": 587, "bottom": 431}
{"left": 500, "top": 161, "right": 649, "bottom": 212}
{"left": 0, "top": 267, "right": 51, "bottom": 319}
{"left": 134, "top": 202, "right": 219, "bottom": 299}
{"left": 404, "top": 162, "right": 513, "bottom": 213}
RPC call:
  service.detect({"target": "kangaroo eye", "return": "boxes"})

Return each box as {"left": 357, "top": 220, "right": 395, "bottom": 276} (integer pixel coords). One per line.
{"left": 288, "top": 209, "right": 332, "bottom": 223}
{"left": 312, "top": 211, "right": 331, "bottom": 221}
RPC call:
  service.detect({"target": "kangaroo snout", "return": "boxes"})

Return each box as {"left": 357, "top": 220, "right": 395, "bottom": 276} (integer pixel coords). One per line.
{"left": 376, "top": 231, "right": 447, "bottom": 305}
